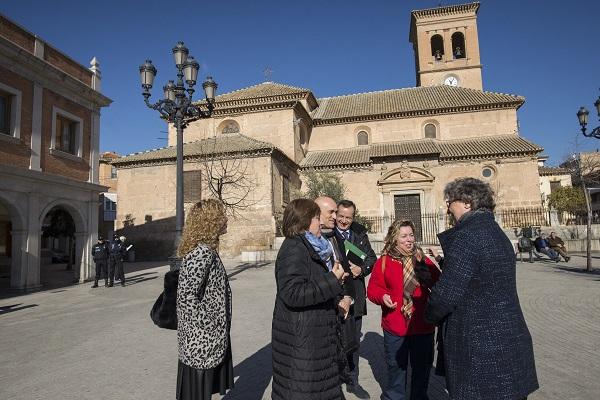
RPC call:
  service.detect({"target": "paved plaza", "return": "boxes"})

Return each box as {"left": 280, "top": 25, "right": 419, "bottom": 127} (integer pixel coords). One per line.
{"left": 1, "top": 255, "right": 599, "bottom": 400}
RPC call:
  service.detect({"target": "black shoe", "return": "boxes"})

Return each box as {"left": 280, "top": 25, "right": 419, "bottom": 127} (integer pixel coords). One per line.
{"left": 120, "top": 282, "right": 125, "bottom": 287}
{"left": 108, "top": 281, "right": 114, "bottom": 287}
{"left": 565, "top": 257, "right": 571, "bottom": 262}
{"left": 91, "top": 281, "right": 98, "bottom": 288}
{"left": 346, "top": 383, "right": 370, "bottom": 399}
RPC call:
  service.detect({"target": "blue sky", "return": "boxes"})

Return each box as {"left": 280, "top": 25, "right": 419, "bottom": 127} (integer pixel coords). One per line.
{"left": 2, "top": 0, "right": 599, "bottom": 165}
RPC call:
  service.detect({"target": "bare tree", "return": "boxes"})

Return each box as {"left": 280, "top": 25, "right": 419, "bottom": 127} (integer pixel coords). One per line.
{"left": 561, "top": 150, "right": 600, "bottom": 272}
{"left": 201, "top": 154, "right": 260, "bottom": 216}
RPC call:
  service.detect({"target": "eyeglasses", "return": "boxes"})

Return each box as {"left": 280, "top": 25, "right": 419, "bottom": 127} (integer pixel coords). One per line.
{"left": 445, "top": 199, "right": 459, "bottom": 206}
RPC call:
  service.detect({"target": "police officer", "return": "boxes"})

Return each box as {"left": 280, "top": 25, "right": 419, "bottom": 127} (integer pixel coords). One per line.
{"left": 91, "top": 236, "right": 109, "bottom": 288}
{"left": 108, "top": 234, "right": 127, "bottom": 287}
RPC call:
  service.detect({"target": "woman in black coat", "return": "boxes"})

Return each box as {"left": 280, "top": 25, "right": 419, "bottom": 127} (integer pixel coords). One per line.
{"left": 424, "top": 178, "right": 538, "bottom": 400}
{"left": 271, "top": 199, "right": 348, "bottom": 400}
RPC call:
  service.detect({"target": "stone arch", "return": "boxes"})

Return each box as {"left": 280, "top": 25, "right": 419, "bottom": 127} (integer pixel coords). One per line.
{"left": 39, "top": 199, "right": 87, "bottom": 233}
{"left": 0, "top": 192, "right": 26, "bottom": 231}
{"left": 217, "top": 119, "right": 240, "bottom": 134}
{"left": 451, "top": 31, "right": 466, "bottom": 59}
{"left": 378, "top": 164, "right": 435, "bottom": 186}
{"left": 431, "top": 34, "right": 444, "bottom": 60}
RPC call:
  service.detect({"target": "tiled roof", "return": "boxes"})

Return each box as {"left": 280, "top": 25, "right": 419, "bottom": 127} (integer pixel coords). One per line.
{"left": 300, "top": 135, "right": 543, "bottom": 169}
{"left": 371, "top": 139, "right": 441, "bottom": 158}
{"left": 440, "top": 135, "right": 542, "bottom": 160}
{"left": 214, "top": 82, "right": 311, "bottom": 102}
{"left": 538, "top": 166, "right": 571, "bottom": 176}
{"left": 311, "top": 85, "right": 524, "bottom": 123}
{"left": 411, "top": 2, "right": 479, "bottom": 19}
{"left": 112, "top": 134, "right": 275, "bottom": 166}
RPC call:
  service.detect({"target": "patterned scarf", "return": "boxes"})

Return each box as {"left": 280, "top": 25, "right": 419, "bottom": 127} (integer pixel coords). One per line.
{"left": 386, "top": 245, "right": 422, "bottom": 320}
{"left": 304, "top": 231, "right": 333, "bottom": 270}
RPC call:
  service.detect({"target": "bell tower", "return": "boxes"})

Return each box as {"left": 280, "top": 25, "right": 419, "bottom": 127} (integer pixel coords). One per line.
{"left": 409, "top": 2, "right": 483, "bottom": 90}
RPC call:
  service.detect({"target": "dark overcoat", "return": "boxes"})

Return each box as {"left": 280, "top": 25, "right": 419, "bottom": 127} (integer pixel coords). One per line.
{"left": 424, "top": 211, "right": 538, "bottom": 400}
{"left": 271, "top": 235, "right": 344, "bottom": 400}
{"left": 333, "top": 222, "right": 377, "bottom": 317}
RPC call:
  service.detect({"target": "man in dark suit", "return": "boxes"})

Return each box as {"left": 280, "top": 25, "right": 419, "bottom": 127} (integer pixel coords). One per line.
{"left": 334, "top": 199, "right": 377, "bottom": 399}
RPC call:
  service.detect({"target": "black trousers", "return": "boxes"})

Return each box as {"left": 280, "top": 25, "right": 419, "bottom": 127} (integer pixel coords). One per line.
{"left": 94, "top": 260, "right": 107, "bottom": 280}
{"left": 109, "top": 257, "right": 124, "bottom": 282}
{"left": 347, "top": 316, "right": 363, "bottom": 385}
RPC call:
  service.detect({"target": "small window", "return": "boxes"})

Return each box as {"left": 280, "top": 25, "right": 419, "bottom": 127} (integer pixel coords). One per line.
{"left": 550, "top": 180, "right": 561, "bottom": 193}
{"left": 220, "top": 120, "right": 240, "bottom": 134}
{"left": 0, "top": 92, "right": 11, "bottom": 135}
{"left": 431, "top": 34, "right": 444, "bottom": 61}
{"left": 451, "top": 32, "right": 466, "bottom": 59}
{"left": 424, "top": 123, "right": 437, "bottom": 139}
{"left": 357, "top": 131, "right": 369, "bottom": 146}
{"left": 111, "top": 166, "right": 117, "bottom": 179}
{"left": 183, "top": 170, "right": 202, "bottom": 203}
{"left": 55, "top": 115, "right": 78, "bottom": 154}
{"left": 482, "top": 167, "right": 494, "bottom": 178}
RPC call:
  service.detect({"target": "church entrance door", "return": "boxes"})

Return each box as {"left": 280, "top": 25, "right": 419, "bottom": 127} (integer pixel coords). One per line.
{"left": 394, "top": 194, "right": 423, "bottom": 242}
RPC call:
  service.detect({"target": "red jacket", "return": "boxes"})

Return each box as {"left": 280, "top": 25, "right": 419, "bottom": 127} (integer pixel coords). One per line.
{"left": 367, "top": 255, "right": 440, "bottom": 337}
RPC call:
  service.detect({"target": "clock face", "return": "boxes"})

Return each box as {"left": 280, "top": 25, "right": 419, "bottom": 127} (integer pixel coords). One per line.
{"left": 444, "top": 76, "right": 458, "bottom": 86}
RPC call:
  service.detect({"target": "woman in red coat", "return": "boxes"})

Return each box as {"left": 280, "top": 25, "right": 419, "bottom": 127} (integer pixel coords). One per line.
{"left": 367, "top": 220, "right": 440, "bottom": 400}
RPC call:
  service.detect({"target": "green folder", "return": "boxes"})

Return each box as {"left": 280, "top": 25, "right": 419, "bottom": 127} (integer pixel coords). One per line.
{"left": 344, "top": 240, "right": 367, "bottom": 266}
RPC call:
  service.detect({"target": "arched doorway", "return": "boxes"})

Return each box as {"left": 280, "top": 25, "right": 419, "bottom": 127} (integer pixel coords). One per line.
{"left": 40, "top": 206, "right": 78, "bottom": 286}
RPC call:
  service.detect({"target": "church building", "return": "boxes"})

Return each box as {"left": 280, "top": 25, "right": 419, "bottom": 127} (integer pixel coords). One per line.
{"left": 113, "top": 2, "right": 544, "bottom": 258}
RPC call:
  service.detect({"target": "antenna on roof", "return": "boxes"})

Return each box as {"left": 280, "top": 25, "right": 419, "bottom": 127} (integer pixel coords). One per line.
{"left": 263, "top": 66, "right": 273, "bottom": 82}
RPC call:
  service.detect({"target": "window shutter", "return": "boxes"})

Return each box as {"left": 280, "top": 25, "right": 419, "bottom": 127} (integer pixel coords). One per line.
{"left": 184, "top": 170, "right": 202, "bottom": 203}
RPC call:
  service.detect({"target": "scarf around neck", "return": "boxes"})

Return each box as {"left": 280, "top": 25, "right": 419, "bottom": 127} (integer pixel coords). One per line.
{"left": 385, "top": 244, "right": 422, "bottom": 320}
{"left": 304, "top": 231, "right": 333, "bottom": 269}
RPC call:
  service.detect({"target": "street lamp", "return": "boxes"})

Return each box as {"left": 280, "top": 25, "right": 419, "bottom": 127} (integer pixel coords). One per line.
{"left": 139, "top": 42, "right": 218, "bottom": 270}
{"left": 576, "top": 92, "right": 600, "bottom": 139}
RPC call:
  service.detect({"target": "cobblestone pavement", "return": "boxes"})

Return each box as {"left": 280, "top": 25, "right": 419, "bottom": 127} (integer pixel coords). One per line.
{"left": 0, "top": 255, "right": 598, "bottom": 399}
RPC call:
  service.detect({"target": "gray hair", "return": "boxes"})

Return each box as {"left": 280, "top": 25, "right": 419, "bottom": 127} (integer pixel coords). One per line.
{"left": 444, "top": 177, "right": 496, "bottom": 212}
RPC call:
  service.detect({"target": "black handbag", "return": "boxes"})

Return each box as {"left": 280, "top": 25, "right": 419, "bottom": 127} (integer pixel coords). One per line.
{"left": 150, "top": 269, "right": 179, "bottom": 330}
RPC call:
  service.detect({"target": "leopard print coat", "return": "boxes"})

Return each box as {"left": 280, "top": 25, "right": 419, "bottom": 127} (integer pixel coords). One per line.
{"left": 177, "top": 244, "right": 232, "bottom": 369}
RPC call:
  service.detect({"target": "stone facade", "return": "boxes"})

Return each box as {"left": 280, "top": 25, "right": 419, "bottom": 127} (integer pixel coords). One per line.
{"left": 113, "top": 2, "right": 547, "bottom": 258}
{"left": 0, "top": 14, "right": 111, "bottom": 290}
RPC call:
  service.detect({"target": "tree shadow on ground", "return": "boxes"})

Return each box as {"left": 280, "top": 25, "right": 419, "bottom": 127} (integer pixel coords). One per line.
{"left": 553, "top": 265, "right": 600, "bottom": 276}
{"left": 0, "top": 303, "right": 38, "bottom": 315}
{"left": 227, "top": 262, "right": 270, "bottom": 279}
{"left": 223, "top": 343, "right": 272, "bottom": 400}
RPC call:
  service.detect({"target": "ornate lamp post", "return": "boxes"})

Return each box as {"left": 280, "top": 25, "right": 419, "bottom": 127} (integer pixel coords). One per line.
{"left": 576, "top": 92, "right": 600, "bottom": 139}
{"left": 139, "top": 42, "right": 218, "bottom": 269}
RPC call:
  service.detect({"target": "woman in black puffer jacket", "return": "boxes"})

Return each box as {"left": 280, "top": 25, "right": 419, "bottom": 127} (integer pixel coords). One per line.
{"left": 271, "top": 199, "right": 348, "bottom": 400}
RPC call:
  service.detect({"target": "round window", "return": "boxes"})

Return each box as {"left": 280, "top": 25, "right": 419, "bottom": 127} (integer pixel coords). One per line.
{"left": 482, "top": 167, "right": 494, "bottom": 178}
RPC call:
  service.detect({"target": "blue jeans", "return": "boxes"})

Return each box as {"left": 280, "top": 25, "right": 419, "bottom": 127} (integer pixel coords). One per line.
{"left": 382, "top": 330, "right": 434, "bottom": 400}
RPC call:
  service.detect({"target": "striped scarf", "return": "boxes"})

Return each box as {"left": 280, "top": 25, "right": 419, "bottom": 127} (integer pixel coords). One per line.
{"left": 386, "top": 245, "right": 422, "bottom": 320}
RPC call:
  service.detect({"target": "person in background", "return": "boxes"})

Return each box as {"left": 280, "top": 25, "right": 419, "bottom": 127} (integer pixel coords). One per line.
{"left": 108, "top": 234, "right": 127, "bottom": 287}
{"left": 534, "top": 233, "right": 560, "bottom": 262}
{"left": 334, "top": 199, "right": 377, "bottom": 399}
{"left": 91, "top": 236, "right": 109, "bottom": 288}
{"left": 271, "top": 198, "right": 348, "bottom": 400}
{"left": 367, "top": 220, "right": 440, "bottom": 400}
{"left": 424, "top": 177, "right": 538, "bottom": 400}
{"left": 176, "top": 199, "right": 233, "bottom": 400}
{"left": 548, "top": 231, "right": 570, "bottom": 262}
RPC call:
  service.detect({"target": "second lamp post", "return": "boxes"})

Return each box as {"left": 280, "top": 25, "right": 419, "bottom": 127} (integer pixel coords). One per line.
{"left": 139, "top": 41, "right": 218, "bottom": 268}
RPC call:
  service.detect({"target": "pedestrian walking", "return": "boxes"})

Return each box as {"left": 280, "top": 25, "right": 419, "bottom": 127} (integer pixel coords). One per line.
{"left": 367, "top": 220, "right": 440, "bottom": 400}
{"left": 271, "top": 198, "right": 348, "bottom": 400}
{"left": 176, "top": 199, "right": 234, "bottom": 400}
{"left": 424, "top": 177, "right": 539, "bottom": 400}
{"left": 91, "top": 236, "right": 109, "bottom": 288}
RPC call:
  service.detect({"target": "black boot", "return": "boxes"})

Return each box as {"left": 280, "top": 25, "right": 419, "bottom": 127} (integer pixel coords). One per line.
{"left": 108, "top": 280, "right": 114, "bottom": 287}
{"left": 121, "top": 280, "right": 125, "bottom": 287}
{"left": 104, "top": 279, "right": 109, "bottom": 287}
{"left": 92, "top": 279, "right": 98, "bottom": 288}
